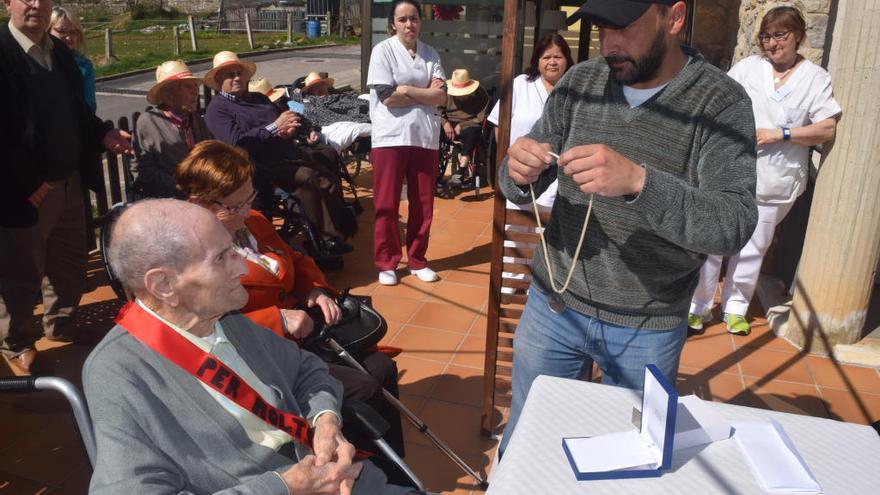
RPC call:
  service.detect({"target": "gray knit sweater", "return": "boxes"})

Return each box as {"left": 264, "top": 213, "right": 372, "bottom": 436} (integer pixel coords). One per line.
{"left": 500, "top": 49, "right": 758, "bottom": 330}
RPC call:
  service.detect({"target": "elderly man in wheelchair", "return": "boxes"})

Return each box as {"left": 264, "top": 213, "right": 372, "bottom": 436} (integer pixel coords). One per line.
{"left": 85, "top": 196, "right": 418, "bottom": 494}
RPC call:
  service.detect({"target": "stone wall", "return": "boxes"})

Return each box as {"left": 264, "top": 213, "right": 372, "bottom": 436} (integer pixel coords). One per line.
{"left": 691, "top": 0, "right": 833, "bottom": 70}
{"left": 732, "top": 0, "right": 833, "bottom": 66}
{"left": 60, "top": 0, "right": 221, "bottom": 16}
{"left": 166, "top": 0, "right": 221, "bottom": 14}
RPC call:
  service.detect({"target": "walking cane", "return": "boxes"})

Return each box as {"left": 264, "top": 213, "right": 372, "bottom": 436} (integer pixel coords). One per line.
{"left": 324, "top": 337, "right": 490, "bottom": 490}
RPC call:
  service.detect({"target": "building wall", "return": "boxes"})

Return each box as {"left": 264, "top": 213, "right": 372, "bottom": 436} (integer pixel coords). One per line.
{"left": 61, "top": 0, "right": 222, "bottom": 15}
{"left": 691, "top": 0, "right": 833, "bottom": 70}
{"left": 732, "top": 0, "right": 833, "bottom": 66}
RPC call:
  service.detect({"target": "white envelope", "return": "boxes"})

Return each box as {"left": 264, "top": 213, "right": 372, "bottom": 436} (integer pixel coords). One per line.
{"left": 733, "top": 420, "right": 822, "bottom": 493}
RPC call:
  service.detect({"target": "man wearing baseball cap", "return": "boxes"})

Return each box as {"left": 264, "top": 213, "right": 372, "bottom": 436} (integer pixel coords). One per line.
{"left": 498, "top": 0, "right": 758, "bottom": 454}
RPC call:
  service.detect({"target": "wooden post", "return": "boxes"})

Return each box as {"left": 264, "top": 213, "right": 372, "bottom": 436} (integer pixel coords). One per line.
{"left": 780, "top": 0, "right": 880, "bottom": 353}
{"left": 173, "top": 25, "right": 181, "bottom": 56}
{"left": 245, "top": 13, "right": 255, "bottom": 50}
{"left": 338, "top": 0, "right": 345, "bottom": 37}
{"left": 104, "top": 28, "right": 113, "bottom": 62}
{"left": 287, "top": 13, "right": 293, "bottom": 44}
{"left": 360, "top": 0, "right": 371, "bottom": 91}
{"left": 188, "top": 15, "right": 198, "bottom": 51}
{"left": 481, "top": 0, "right": 522, "bottom": 437}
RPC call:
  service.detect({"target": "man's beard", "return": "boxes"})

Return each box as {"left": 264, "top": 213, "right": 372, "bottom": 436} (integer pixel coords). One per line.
{"left": 605, "top": 28, "right": 668, "bottom": 86}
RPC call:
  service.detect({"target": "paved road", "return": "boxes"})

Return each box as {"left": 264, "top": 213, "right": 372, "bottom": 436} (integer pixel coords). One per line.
{"left": 95, "top": 44, "right": 362, "bottom": 125}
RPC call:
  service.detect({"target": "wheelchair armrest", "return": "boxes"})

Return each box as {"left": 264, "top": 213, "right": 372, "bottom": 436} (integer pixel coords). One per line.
{"left": 0, "top": 376, "right": 38, "bottom": 392}
{"left": 341, "top": 399, "right": 390, "bottom": 441}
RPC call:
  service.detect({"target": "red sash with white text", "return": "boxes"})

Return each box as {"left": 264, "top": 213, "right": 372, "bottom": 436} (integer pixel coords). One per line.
{"left": 115, "top": 302, "right": 312, "bottom": 447}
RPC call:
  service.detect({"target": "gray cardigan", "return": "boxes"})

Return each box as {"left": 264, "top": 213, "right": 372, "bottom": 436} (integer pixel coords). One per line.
{"left": 131, "top": 107, "right": 213, "bottom": 199}
{"left": 500, "top": 48, "right": 758, "bottom": 330}
{"left": 83, "top": 312, "right": 411, "bottom": 494}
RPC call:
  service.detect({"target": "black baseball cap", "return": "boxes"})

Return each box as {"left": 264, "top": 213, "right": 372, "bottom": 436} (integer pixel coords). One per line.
{"left": 567, "top": 0, "right": 679, "bottom": 28}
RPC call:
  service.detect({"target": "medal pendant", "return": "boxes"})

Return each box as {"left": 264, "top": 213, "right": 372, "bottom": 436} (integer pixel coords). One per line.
{"left": 548, "top": 293, "right": 566, "bottom": 314}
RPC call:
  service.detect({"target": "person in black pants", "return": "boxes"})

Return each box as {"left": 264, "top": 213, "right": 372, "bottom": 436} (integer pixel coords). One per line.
{"left": 439, "top": 68, "right": 489, "bottom": 186}
{"left": 1, "top": 0, "right": 132, "bottom": 374}
{"left": 203, "top": 51, "right": 354, "bottom": 255}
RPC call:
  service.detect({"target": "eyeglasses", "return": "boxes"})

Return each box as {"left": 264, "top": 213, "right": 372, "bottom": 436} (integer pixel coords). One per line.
{"left": 220, "top": 69, "right": 244, "bottom": 79}
{"left": 758, "top": 31, "right": 792, "bottom": 43}
{"left": 51, "top": 28, "right": 77, "bottom": 38}
{"left": 211, "top": 190, "right": 257, "bottom": 217}
{"left": 17, "top": 0, "right": 51, "bottom": 7}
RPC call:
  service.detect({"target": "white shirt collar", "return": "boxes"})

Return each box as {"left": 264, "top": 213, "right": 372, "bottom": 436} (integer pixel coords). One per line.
{"left": 134, "top": 299, "right": 220, "bottom": 352}
{"left": 8, "top": 20, "right": 53, "bottom": 69}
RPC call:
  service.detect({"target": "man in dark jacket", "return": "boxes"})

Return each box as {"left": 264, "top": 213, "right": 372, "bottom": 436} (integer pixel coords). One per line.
{"left": 203, "top": 51, "right": 353, "bottom": 254}
{"left": 0, "top": 0, "right": 132, "bottom": 373}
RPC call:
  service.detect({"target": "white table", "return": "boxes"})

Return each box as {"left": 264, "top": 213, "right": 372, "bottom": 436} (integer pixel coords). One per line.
{"left": 488, "top": 375, "right": 880, "bottom": 494}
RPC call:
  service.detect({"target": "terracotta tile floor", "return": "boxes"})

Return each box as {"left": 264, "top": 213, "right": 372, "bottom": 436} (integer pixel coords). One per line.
{"left": 2, "top": 170, "right": 879, "bottom": 494}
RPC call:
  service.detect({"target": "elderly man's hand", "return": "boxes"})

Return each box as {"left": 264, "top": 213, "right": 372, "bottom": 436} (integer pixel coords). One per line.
{"left": 103, "top": 129, "right": 133, "bottom": 156}
{"left": 443, "top": 121, "right": 455, "bottom": 141}
{"left": 557, "top": 144, "right": 646, "bottom": 197}
{"left": 275, "top": 111, "right": 300, "bottom": 138}
{"left": 506, "top": 137, "right": 553, "bottom": 186}
{"left": 306, "top": 288, "right": 341, "bottom": 326}
{"left": 280, "top": 309, "right": 314, "bottom": 339}
{"left": 312, "top": 413, "right": 354, "bottom": 467}
{"left": 280, "top": 454, "right": 363, "bottom": 495}
{"left": 430, "top": 77, "right": 445, "bottom": 90}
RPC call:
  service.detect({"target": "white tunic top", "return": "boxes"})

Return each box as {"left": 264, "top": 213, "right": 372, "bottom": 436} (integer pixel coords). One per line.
{"left": 367, "top": 36, "right": 446, "bottom": 150}
{"left": 728, "top": 55, "right": 842, "bottom": 203}
{"left": 489, "top": 74, "right": 558, "bottom": 208}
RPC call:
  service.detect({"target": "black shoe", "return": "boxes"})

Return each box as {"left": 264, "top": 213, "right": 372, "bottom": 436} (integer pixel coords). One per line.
{"left": 324, "top": 239, "right": 354, "bottom": 256}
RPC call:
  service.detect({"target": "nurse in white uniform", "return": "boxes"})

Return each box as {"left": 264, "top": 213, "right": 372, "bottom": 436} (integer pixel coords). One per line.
{"left": 488, "top": 33, "right": 573, "bottom": 293}
{"left": 367, "top": 0, "right": 446, "bottom": 286}
{"left": 488, "top": 32, "right": 574, "bottom": 209}
{"left": 689, "top": 6, "right": 842, "bottom": 335}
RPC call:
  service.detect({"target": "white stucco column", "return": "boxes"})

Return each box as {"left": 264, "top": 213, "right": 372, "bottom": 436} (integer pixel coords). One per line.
{"left": 780, "top": 0, "right": 880, "bottom": 353}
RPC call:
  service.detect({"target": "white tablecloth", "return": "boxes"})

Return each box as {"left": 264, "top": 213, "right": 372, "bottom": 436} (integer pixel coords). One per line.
{"left": 488, "top": 375, "right": 880, "bottom": 494}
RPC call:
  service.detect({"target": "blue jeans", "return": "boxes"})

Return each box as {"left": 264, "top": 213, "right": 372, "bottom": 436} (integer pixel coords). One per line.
{"left": 499, "top": 287, "right": 687, "bottom": 454}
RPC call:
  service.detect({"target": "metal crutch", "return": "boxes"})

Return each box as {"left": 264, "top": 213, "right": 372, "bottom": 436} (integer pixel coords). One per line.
{"left": 324, "top": 338, "right": 490, "bottom": 490}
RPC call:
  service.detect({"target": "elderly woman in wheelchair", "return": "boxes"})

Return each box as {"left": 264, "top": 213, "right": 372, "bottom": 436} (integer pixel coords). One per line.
{"left": 174, "top": 140, "right": 407, "bottom": 475}
{"left": 438, "top": 69, "right": 489, "bottom": 191}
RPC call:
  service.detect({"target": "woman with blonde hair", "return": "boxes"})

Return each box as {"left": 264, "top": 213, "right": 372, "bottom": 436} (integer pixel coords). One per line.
{"left": 48, "top": 7, "right": 95, "bottom": 112}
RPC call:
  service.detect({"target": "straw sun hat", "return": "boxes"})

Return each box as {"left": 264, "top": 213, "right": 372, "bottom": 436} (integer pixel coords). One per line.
{"left": 303, "top": 71, "right": 335, "bottom": 92}
{"left": 249, "top": 76, "right": 287, "bottom": 102}
{"left": 147, "top": 60, "right": 200, "bottom": 105}
{"left": 203, "top": 51, "right": 257, "bottom": 91}
{"left": 446, "top": 69, "right": 480, "bottom": 97}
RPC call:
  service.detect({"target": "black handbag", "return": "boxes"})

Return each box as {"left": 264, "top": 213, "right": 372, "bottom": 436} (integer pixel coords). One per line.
{"left": 303, "top": 289, "right": 387, "bottom": 362}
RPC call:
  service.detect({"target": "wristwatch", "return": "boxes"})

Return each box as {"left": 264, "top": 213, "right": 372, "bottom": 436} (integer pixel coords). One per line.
{"left": 782, "top": 127, "right": 792, "bottom": 141}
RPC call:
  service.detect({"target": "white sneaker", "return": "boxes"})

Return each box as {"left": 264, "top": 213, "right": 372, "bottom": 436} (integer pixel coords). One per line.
{"left": 378, "top": 270, "right": 398, "bottom": 286}
{"left": 410, "top": 267, "right": 439, "bottom": 282}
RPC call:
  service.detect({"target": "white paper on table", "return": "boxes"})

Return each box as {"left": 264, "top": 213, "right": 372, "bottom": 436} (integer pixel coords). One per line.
{"left": 562, "top": 365, "right": 674, "bottom": 476}
{"left": 674, "top": 395, "right": 732, "bottom": 451}
{"left": 733, "top": 420, "right": 822, "bottom": 493}
{"left": 563, "top": 430, "right": 659, "bottom": 473}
